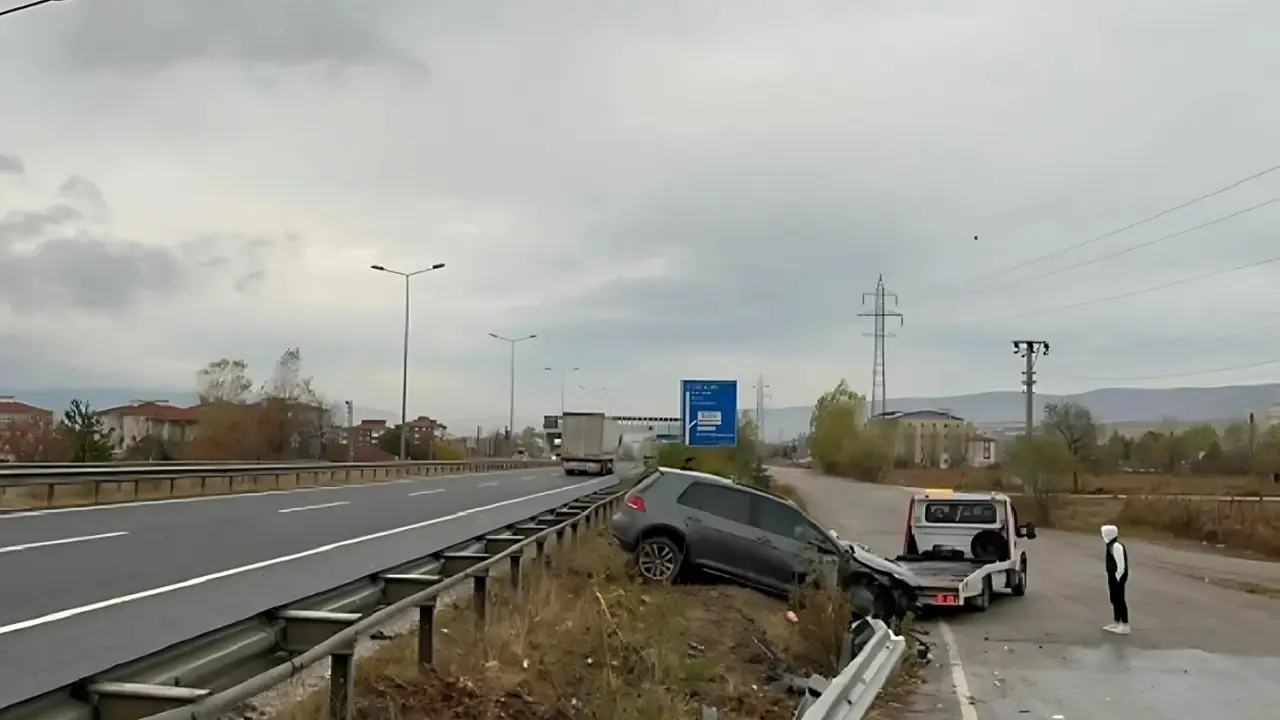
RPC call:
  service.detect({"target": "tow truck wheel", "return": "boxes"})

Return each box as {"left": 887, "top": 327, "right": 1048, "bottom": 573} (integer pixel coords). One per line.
{"left": 1010, "top": 558, "right": 1028, "bottom": 597}
{"left": 969, "top": 575, "right": 993, "bottom": 611}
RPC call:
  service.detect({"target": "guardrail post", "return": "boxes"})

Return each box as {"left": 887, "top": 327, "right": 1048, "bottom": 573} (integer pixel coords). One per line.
{"left": 535, "top": 535, "right": 549, "bottom": 568}
{"left": 329, "top": 648, "right": 356, "bottom": 720}
{"left": 472, "top": 571, "right": 490, "bottom": 630}
{"left": 509, "top": 554, "right": 523, "bottom": 594}
{"left": 418, "top": 598, "right": 436, "bottom": 668}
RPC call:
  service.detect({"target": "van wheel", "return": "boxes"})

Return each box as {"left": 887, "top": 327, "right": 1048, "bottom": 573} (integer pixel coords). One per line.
{"left": 1010, "top": 558, "right": 1028, "bottom": 597}
{"left": 635, "top": 536, "right": 683, "bottom": 583}
{"left": 968, "top": 576, "right": 993, "bottom": 611}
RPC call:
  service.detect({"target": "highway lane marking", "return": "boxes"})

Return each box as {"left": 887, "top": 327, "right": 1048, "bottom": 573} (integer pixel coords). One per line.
{"left": 0, "top": 469, "right": 536, "bottom": 520}
{"left": 477, "top": 481, "right": 499, "bottom": 488}
{"left": 939, "top": 621, "right": 979, "bottom": 720}
{"left": 408, "top": 489, "right": 445, "bottom": 497}
{"left": 277, "top": 501, "right": 350, "bottom": 514}
{"left": 0, "top": 531, "right": 129, "bottom": 555}
{"left": 0, "top": 476, "right": 617, "bottom": 637}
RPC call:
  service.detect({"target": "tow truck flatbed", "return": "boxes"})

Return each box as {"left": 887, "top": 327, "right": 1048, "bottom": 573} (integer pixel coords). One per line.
{"left": 891, "top": 489, "right": 1037, "bottom": 611}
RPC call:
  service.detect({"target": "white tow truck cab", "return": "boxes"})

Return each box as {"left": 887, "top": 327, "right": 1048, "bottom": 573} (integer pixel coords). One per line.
{"left": 896, "top": 489, "right": 1036, "bottom": 611}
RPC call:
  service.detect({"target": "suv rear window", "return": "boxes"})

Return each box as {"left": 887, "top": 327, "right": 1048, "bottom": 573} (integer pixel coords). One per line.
{"left": 677, "top": 482, "right": 752, "bottom": 524}
{"left": 923, "top": 501, "right": 997, "bottom": 524}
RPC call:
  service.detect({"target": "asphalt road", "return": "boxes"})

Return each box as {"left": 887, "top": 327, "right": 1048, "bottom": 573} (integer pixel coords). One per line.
{"left": 773, "top": 468, "right": 1280, "bottom": 720}
{"left": 0, "top": 465, "right": 618, "bottom": 710}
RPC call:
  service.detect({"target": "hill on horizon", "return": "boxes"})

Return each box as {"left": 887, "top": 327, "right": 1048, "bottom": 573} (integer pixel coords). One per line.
{"left": 753, "top": 383, "right": 1280, "bottom": 441}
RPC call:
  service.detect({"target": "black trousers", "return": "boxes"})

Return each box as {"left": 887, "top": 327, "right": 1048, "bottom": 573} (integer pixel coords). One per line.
{"left": 1108, "top": 577, "right": 1129, "bottom": 623}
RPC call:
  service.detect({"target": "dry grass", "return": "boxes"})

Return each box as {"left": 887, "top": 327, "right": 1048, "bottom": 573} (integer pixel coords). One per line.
{"left": 1012, "top": 494, "right": 1280, "bottom": 559}
{"left": 889, "top": 467, "right": 1280, "bottom": 497}
{"left": 0, "top": 463, "right": 542, "bottom": 510}
{"left": 281, "top": 528, "right": 859, "bottom": 720}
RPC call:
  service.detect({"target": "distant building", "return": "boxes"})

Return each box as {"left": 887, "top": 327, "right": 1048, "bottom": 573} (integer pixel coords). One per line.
{"left": 0, "top": 397, "right": 56, "bottom": 461}
{"left": 872, "top": 409, "right": 997, "bottom": 468}
{"left": 404, "top": 415, "right": 446, "bottom": 445}
{"left": 97, "top": 400, "right": 199, "bottom": 454}
{"left": 0, "top": 396, "right": 54, "bottom": 427}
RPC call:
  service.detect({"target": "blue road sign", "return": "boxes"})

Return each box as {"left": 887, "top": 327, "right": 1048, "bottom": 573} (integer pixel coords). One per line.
{"left": 680, "top": 379, "right": 738, "bottom": 447}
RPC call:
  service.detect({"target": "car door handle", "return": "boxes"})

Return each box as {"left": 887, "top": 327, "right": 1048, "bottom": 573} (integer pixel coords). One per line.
{"left": 686, "top": 516, "right": 703, "bottom": 525}
{"left": 754, "top": 536, "right": 774, "bottom": 545}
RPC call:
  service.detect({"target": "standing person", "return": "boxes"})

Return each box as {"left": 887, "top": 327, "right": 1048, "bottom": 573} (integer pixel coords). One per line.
{"left": 681, "top": 456, "right": 695, "bottom": 471}
{"left": 1101, "top": 524, "right": 1130, "bottom": 635}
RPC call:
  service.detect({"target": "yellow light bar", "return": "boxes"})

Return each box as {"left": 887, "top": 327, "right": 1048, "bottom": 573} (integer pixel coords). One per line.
{"left": 923, "top": 488, "right": 953, "bottom": 494}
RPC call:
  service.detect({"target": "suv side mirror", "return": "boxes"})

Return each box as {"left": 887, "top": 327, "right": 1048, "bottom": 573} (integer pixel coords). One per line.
{"left": 1017, "top": 523, "right": 1037, "bottom": 539}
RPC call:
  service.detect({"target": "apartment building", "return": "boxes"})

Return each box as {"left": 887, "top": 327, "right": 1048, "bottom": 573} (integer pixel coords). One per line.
{"left": 0, "top": 397, "right": 56, "bottom": 461}
{"left": 97, "top": 400, "right": 200, "bottom": 453}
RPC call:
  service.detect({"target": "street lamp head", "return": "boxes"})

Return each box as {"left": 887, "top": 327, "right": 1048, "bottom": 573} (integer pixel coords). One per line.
{"left": 488, "top": 332, "right": 502, "bottom": 340}
{"left": 528, "top": 334, "right": 539, "bottom": 340}
{"left": 430, "top": 262, "right": 446, "bottom": 270}
{"left": 371, "top": 264, "right": 387, "bottom": 271}
{"left": 544, "top": 367, "right": 554, "bottom": 372}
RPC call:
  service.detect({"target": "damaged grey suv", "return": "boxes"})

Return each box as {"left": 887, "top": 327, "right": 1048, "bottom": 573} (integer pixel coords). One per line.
{"left": 608, "top": 468, "right": 915, "bottom": 620}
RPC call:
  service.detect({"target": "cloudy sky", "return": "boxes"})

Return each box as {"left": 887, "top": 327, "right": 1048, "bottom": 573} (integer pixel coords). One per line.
{"left": 2, "top": 0, "right": 1278, "bottom": 427}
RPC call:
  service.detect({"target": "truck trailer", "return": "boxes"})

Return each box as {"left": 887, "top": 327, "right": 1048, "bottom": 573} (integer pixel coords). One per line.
{"left": 560, "top": 412, "right": 622, "bottom": 476}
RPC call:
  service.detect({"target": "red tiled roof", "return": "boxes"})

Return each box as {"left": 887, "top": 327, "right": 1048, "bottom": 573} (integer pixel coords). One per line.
{"left": 0, "top": 397, "right": 53, "bottom": 416}
{"left": 99, "top": 401, "right": 199, "bottom": 422}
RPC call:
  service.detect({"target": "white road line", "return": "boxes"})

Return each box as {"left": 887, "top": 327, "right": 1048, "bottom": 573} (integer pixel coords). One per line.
{"left": 0, "top": 476, "right": 614, "bottom": 636}
{"left": 938, "top": 621, "right": 979, "bottom": 720}
{"left": 0, "top": 471, "right": 527, "bottom": 520}
{"left": 408, "top": 489, "right": 445, "bottom": 497}
{"left": 0, "top": 531, "right": 129, "bottom": 555}
{"left": 520, "top": 475, "right": 537, "bottom": 481}
{"left": 277, "top": 501, "right": 350, "bottom": 514}
{"left": 477, "top": 481, "right": 499, "bottom": 488}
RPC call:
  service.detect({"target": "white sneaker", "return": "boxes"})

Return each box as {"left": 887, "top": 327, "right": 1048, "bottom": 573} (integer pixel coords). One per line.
{"left": 1102, "top": 623, "right": 1121, "bottom": 633}
{"left": 1114, "top": 623, "right": 1131, "bottom": 635}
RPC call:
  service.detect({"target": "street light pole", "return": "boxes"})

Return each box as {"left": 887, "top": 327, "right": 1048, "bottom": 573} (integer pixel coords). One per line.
{"left": 544, "top": 366, "right": 580, "bottom": 416}
{"left": 489, "top": 332, "right": 537, "bottom": 446}
{"left": 371, "top": 262, "right": 446, "bottom": 460}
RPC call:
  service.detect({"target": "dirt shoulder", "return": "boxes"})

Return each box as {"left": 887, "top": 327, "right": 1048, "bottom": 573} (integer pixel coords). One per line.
{"left": 278, "top": 526, "right": 854, "bottom": 719}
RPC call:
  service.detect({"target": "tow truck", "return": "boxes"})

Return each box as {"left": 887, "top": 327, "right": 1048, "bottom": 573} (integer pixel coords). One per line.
{"left": 890, "top": 488, "right": 1036, "bottom": 611}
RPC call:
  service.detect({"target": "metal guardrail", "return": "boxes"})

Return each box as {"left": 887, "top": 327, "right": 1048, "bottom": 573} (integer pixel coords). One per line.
{"left": 0, "top": 480, "right": 627, "bottom": 720}
{"left": 0, "top": 459, "right": 558, "bottom": 507}
{"left": 793, "top": 618, "right": 908, "bottom": 720}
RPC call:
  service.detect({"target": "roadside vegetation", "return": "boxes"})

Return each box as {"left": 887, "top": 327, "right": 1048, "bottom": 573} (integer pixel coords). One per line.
{"left": 281, "top": 524, "right": 854, "bottom": 719}
{"left": 653, "top": 416, "right": 812, "bottom": 509}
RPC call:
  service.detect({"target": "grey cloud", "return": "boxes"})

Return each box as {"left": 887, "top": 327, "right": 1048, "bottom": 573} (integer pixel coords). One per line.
{"left": 57, "top": 175, "right": 107, "bottom": 210}
{"left": 0, "top": 154, "right": 24, "bottom": 174}
{"left": 0, "top": 179, "right": 293, "bottom": 315}
{"left": 47, "top": 0, "right": 426, "bottom": 74}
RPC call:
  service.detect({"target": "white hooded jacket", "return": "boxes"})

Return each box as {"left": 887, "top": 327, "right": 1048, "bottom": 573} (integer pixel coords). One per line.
{"left": 1101, "top": 524, "right": 1128, "bottom": 582}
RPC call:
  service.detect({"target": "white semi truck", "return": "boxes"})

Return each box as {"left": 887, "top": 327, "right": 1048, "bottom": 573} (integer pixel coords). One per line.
{"left": 560, "top": 412, "right": 622, "bottom": 476}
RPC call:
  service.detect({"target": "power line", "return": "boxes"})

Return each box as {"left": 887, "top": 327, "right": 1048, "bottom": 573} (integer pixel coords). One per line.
{"left": 1057, "top": 355, "right": 1280, "bottom": 382}
{"left": 963, "top": 198, "right": 1280, "bottom": 296}
{"left": 0, "top": 0, "right": 64, "bottom": 19}
{"left": 994, "top": 252, "right": 1280, "bottom": 321}
{"left": 953, "top": 161, "right": 1280, "bottom": 288}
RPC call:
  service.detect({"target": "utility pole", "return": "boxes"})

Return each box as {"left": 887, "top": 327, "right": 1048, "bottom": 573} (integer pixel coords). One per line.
{"left": 1013, "top": 340, "right": 1050, "bottom": 436}
{"left": 859, "top": 275, "right": 903, "bottom": 417}
{"left": 344, "top": 400, "right": 355, "bottom": 462}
